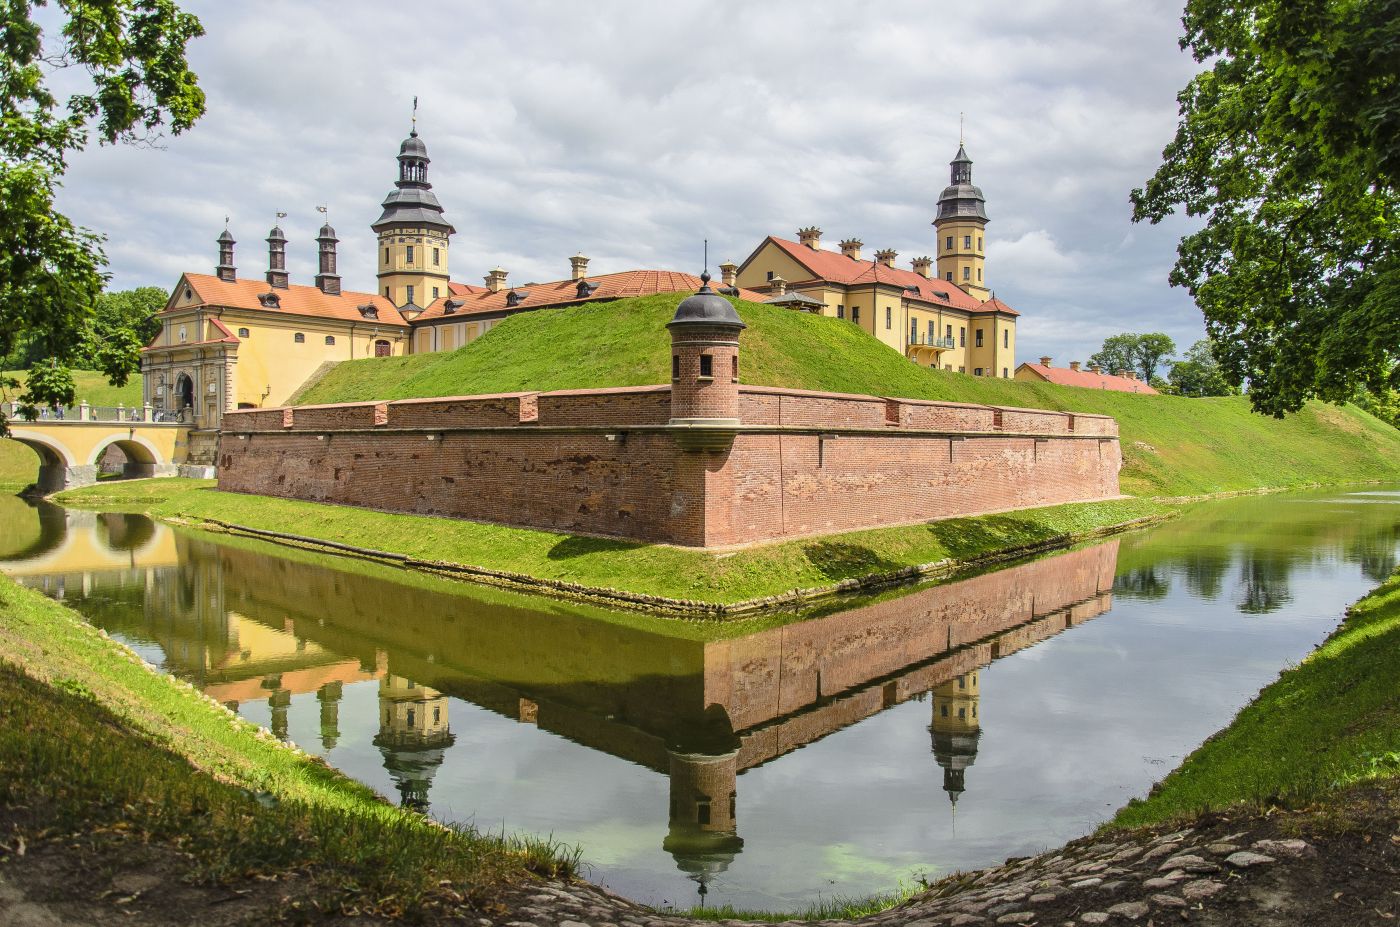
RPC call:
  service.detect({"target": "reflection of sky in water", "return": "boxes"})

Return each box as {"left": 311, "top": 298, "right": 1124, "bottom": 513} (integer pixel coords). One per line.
{"left": 2, "top": 487, "right": 1398, "bottom": 913}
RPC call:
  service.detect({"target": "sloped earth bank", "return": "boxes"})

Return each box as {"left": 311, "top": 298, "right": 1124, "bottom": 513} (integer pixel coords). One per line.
{"left": 4, "top": 782, "right": 1397, "bottom": 925}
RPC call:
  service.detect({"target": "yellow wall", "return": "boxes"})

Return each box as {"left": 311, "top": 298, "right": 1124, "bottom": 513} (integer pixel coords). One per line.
{"left": 934, "top": 217, "right": 989, "bottom": 300}
{"left": 377, "top": 227, "right": 450, "bottom": 307}
{"left": 735, "top": 241, "right": 817, "bottom": 292}
{"left": 224, "top": 311, "right": 406, "bottom": 408}
{"left": 409, "top": 318, "right": 495, "bottom": 355}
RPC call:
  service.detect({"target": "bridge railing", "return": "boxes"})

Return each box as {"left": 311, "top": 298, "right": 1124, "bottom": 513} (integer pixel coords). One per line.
{"left": 1, "top": 400, "right": 176, "bottom": 424}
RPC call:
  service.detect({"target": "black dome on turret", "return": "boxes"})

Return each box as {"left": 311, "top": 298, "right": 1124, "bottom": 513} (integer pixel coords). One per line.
{"left": 668, "top": 274, "right": 746, "bottom": 330}
{"left": 217, "top": 229, "right": 235, "bottom": 244}
{"left": 936, "top": 143, "right": 989, "bottom": 222}
{"left": 398, "top": 130, "right": 429, "bottom": 161}
{"left": 266, "top": 225, "right": 287, "bottom": 243}
{"left": 317, "top": 223, "right": 338, "bottom": 240}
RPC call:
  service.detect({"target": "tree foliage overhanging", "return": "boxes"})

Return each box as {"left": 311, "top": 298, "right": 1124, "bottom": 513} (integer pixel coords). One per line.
{"left": 0, "top": 0, "right": 204, "bottom": 426}
{"left": 1132, "top": 0, "right": 1400, "bottom": 417}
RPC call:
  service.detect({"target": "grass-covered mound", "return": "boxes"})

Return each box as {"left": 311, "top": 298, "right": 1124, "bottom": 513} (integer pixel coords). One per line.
{"left": 1113, "top": 566, "right": 1400, "bottom": 828}
{"left": 293, "top": 295, "right": 1400, "bottom": 498}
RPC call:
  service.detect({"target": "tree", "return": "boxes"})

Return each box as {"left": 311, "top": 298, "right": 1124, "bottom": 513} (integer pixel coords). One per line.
{"left": 73, "top": 286, "right": 167, "bottom": 379}
{"left": 0, "top": 0, "right": 204, "bottom": 428}
{"left": 1132, "top": 0, "right": 1400, "bottom": 417}
{"left": 1169, "top": 339, "right": 1238, "bottom": 397}
{"left": 1088, "top": 332, "right": 1177, "bottom": 382}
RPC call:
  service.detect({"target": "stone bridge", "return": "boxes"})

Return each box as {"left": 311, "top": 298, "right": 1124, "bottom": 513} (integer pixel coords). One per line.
{"left": 2, "top": 401, "right": 193, "bottom": 493}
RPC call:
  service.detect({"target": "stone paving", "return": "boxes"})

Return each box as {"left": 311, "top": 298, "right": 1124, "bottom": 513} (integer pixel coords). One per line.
{"left": 482, "top": 821, "right": 1327, "bottom": 927}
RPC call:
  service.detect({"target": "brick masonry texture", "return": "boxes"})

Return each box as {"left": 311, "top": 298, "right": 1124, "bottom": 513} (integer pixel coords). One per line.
{"left": 219, "top": 384, "right": 1121, "bottom": 548}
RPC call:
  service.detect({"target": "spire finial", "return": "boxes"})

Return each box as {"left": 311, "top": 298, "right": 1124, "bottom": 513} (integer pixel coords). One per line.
{"left": 960, "top": 112, "right": 965, "bottom": 146}
{"left": 223, "top": 213, "right": 230, "bottom": 230}
{"left": 703, "top": 238, "right": 709, "bottom": 276}
{"left": 411, "top": 96, "right": 418, "bottom": 137}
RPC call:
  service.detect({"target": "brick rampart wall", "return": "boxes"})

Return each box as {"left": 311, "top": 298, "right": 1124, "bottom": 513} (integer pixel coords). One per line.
{"left": 218, "top": 384, "right": 1121, "bottom": 548}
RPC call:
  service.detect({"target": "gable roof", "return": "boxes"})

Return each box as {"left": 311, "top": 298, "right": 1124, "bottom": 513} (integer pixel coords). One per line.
{"left": 745, "top": 236, "right": 1019, "bottom": 316}
{"left": 1017, "top": 362, "right": 1159, "bottom": 394}
{"left": 169, "top": 274, "right": 409, "bottom": 327}
{"left": 413, "top": 269, "right": 769, "bottom": 323}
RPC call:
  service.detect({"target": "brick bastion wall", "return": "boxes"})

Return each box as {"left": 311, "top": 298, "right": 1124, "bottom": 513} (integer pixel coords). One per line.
{"left": 216, "top": 383, "right": 1121, "bottom": 549}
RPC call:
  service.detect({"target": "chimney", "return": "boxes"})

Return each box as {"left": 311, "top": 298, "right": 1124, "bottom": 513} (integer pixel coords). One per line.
{"left": 265, "top": 225, "right": 289, "bottom": 289}
{"left": 770, "top": 275, "right": 787, "bottom": 297}
{"left": 839, "top": 238, "right": 863, "bottom": 261}
{"left": 1069, "top": 361, "right": 1081, "bottom": 372}
{"left": 1039, "top": 355, "right": 1052, "bottom": 367}
{"left": 1089, "top": 363, "right": 1102, "bottom": 374}
{"left": 911, "top": 256, "right": 933, "bottom": 279}
{"left": 797, "top": 226, "right": 822, "bottom": 250}
{"left": 216, "top": 230, "right": 236, "bottom": 282}
{"left": 1125, "top": 370, "right": 1138, "bottom": 380}
{"left": 314, "top": 223, "right": 341, "bottom": 296}
{"left": 874, "top": 248, "right": 897, "bottom": 268}
{"left": 485, "top": 267, "right": 508, "bottom": 293}
{"left": 718, "top": 260, "right": 738, "bottom": 287}
{"left": 570, "top": 253, "right": 590, "bottom": 281}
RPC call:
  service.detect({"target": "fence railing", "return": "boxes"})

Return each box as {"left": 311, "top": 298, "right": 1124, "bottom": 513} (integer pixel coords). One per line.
{"left": 908, "top": 335, "right": 958, "bottom": 349}
{"left": 0, "top": 400, "right": 188, "bottom": 424}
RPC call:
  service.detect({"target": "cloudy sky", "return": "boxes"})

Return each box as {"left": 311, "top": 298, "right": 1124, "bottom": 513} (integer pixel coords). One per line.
{"left": 53, "top": 0, "right": 1206, "bottom": 368}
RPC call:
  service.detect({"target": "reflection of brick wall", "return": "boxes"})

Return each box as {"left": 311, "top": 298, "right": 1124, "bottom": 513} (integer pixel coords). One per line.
{"left": 219, "top": 384, "right": 1120, "bottom": 548}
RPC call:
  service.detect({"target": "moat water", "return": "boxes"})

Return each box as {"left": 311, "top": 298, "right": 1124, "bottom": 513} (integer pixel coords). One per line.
{"left": 2, "top": 487, "right": 1397, "bottom": 912}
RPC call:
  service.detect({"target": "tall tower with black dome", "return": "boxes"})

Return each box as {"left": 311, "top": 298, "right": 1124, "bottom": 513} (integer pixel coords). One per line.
{"left": 934, "top": 141, "right": 990, "bottom": 302}
{"left": 373, "top": 111, "right": 455, "bottom": 314}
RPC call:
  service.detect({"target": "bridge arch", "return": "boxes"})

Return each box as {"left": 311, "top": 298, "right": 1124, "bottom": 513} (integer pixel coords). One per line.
{"left": 6, "top": 429, "right": 82, "bottom": 494}
{"left": 86, "top": 434, "right": 167, "bottom": 479}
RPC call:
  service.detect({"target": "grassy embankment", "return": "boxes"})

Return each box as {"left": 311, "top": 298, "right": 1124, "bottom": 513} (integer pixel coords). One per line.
{"left": 0, "top": 575, "right": 576, "bottom": 919}
{"left": 53, "top": 478, "right": 1165, "bottom": 607}
{"left": 0, "top": 369, "right": 144, "bottom": 490}
{"left": 1111, "top": 565, "right": 1400, "bottom": 829}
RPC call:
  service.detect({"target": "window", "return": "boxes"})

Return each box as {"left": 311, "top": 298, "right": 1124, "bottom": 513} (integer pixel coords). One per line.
{"left": 237, "top": 327, "right": 250, "bottom": 338}
{"left": 671, "top": 355, "right": 680, "bottom": 380}
{"left": 294, "top": 332, "right": 305, "bottom": 343}
{"left": 978, "top": 236, "right": 983, "bottom": 250}
{"left": 699, "top": 354, "right": 713, "bottom": 378}
{"left": 1003, "top": 329, "right": 1009, "bottom": 348}
{"left": 941, "top": 705, "right": 949, "bottom": 717}
{"left": 1003, "top": 367, "right": 1009, "bottom": 378}
{"left": 732, "top": 355, "right": 739, "bottom": 381}
{"left": 946, "top": 271, "right": 954, "bottom": 281}
{"left": 375, "top": 339, "right": 391, "bottom": 357}
{"left": 837, "top": 305, "right": 845, "bottom": 319}
{"left": 959, "top": 365, "right": 966, "bottom": 373}
{"left": 384, "top": 287, "right": 390, "bottom": 297}
{"left": 406, "top": 708, "right": 415, "bottom": 727}
{"left": 928, "top": 321, "right": 935, "bottom": 342}
{"left": 958, "top": 677, "right": 965, "bottom": 689}
{"left": 963, "top": 267, "right": 971, "bottom": 281}
{"left": 910, "top": 320, "right": 917, "bottom": 343}
{"left": 976, "top": 329, "right": 984, "bottom": 348}
{"left": 978, "top": 269, "right": 983, "bottom": 281}
{"left": 178, "top": 326, "right": 187, "bottom": 342}
{"left": 324, "top": 335, "right": 335, "bottom": 346}
{"left": 974, "top": 367, "right": 984, "bottom": 376}
{"left": 959, "top": 326, "right": 966, "bottom": 347}
{"left": 697, "top": 801, "right": 711, "bottom": 826}
{"left": 852, "top": 306, "right": 860, "bottom": 323}
{"left": 885, "top": 306, "right": 892, "bottom": 329}
{"left": 946, "top": 324, "right": 953, "bottom": 340}
{"left": 945, "top": 235, "right": 953, "bottom": 251}
{"left": 432, "top": 286, "right": 439, "bottom": 299}
{"left": 383, "top": 247, "right": 389, "bottom": 263}
{"left": 766, "top": 271, "right": 774, "bottom": 280}
{"left": 433, "top": 706, "right": 440, "bottom": 724}
{"left": 406, "top": 245, "right": 414, "bottom": 264}
{"left": 433, "top": 247, "right": 440, "bottom": 266}
{"left": 964, "top": 235, "right": 972, "bottom": 249}
{"left": 406, "top": 284, "right": 415, "bottom": 305}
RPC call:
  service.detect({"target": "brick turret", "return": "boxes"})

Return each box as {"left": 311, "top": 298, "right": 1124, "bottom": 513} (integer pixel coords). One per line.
{"left": 667, "top": 273, "right": 745, "bottom": 451}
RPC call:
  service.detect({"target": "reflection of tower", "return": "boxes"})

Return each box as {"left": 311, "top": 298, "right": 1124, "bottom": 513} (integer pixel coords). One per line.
{"left": 264, "top": 675, "right": 291, "bottom": 742}
{"left": 663, "top": 750, "right": 744, "bottom": 905}
{"left": 317, "top": 681, "right": 343, "bottom": 750}
{"left": 930, "top": 671, "right": 982, "bottom": 818}
{"left": 372, "top": 675, "right": 455, "bottom": 811}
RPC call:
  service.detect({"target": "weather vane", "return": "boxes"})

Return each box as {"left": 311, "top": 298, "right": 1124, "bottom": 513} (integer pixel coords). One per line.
{"left": 412, "top": 95, "right": 418, "bottom": 133}
{"left": 960, "top": 112, "right": 965, "bottom": 146}
{"left": 223, "top": 213, "right": 229, "bottom": 229}
{"left": 316, "top": 205, "right": 329, "bottom": 219}
{"left": 276, "top": 211, "right": 287, "bottom": 221}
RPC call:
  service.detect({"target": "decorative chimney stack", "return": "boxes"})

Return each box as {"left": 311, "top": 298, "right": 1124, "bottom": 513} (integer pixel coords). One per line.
{"left": 911, "top": 256, "right": 933, "bottom": 279}
{"left": 839, "top": 238, "right": 863, "bottom": 261}
{"left": 216, "top": 230, "right": 237, "bottom": 282}
{"left": 265, "top": 225, "right": 289, "bottom": 289}
{"left": 315, "top": 223, "right": 342, "bottom": 295}
{"left": 875, "top": 248, "right": 897, "bottom": 268}
{"left": 797, "top": 226, "right": 822, "bottom": 250}
{"left": 667, "top": 272, "right": 745, "bottom": 452}
{"left": 1089, "top": 363, "right": 1102, "bottom": 374}
{"left": 1039, "top": 356, "right": 1052, "bottom": 366}
{"left": 570, "top": 253, "right": 590, "bottom": 281}
{"left": 719, "top": 260, "right": 738, "bottom": 288}
{"left": 1069, "top": 361, "right": 1081, "bottom": 372}
{"left": 769, "top": 275, "right": 787, "bottom": 296}
{"left": 485, "top": 267, "right": 508, "bottom": 293}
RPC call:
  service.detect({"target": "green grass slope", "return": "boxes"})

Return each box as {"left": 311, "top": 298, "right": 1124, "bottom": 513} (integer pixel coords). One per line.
{"left": 295, "top": 295, "right": 1400, "bottom": 498}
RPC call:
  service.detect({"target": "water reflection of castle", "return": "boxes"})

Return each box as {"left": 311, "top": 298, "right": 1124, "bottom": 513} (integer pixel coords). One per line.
{"left": 5, "top": 502, "right": 1118, "bottom": 893}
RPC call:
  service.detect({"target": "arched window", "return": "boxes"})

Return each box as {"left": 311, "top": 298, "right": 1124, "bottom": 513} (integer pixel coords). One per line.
{"left": 294, "top": 332, "right": 305, "bottom": 343}
{"left": 374, "top": 339, "right": 391, "bottom": 357}
{"left": 324, "top": 335, "right": 335, "bottom": 346}
{"left": 237, "top": 328, "right": 249, "bottom": 338}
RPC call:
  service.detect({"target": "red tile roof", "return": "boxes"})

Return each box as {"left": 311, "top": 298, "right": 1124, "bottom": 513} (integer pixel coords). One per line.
{"left": 1017, "top": 363, "right": 1159, "bottom": 394}
{"left": 169, "top": 274, "right": 409, "bottom": 327}
{"left": 754, "top": 237, "right": 1019, "bottom": 316}
{"left": 447, "top": 281, "right": 487, "bottom": 296}
{"left": 414, "top": 269, "right": 769, "bottom": 322}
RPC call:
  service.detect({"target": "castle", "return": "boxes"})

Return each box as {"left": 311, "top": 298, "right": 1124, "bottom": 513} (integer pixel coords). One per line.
{"left": 141, "top": 126, "right": 1019, "bottom": 431}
